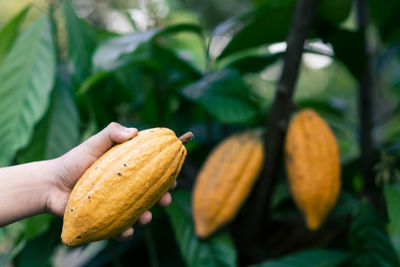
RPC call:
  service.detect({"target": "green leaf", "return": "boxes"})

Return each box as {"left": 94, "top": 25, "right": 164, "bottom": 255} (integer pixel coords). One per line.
{"left": 62, "top": 0, "right": 96, "bottom": 83}
{"left": 224, "top": 52, "right": 282, "bottom": 74}
{"left": 181, "top": 69, "right": 259, "bottom": 123}
{"left": 0, "top": 221, "right": 30, "bottom": 266}
{"left": 217, "top": 0, "right": 294, "bottom": 59}
{"left": 150, "top": 43, "right": 202, "bottom": 78}
{"left": 84, "top": 21, "right": 119, "bottom": 42}
{"left": 80, "top": 115, "right": 99, "bottom": 142}
{"left": 369, "top": 0, "right": 400, "bottom": 42}
{"left": 93, "top": 30, "right": 157, "bottom": 71}
{"left": 0, "top": 6, "right": 30, "bottom": 66}
{"left": 18, "top": 67, "right": 80, "bottom": 162}
{"left": 348, "top": 199, "right": 399, "bottom": 266}
{"left": 0, "top": 228, "right": 4, "bottom": 242}
{"left": 0, "top": 16, "right": 56, "bottom": 166}
{"left": 77, "top": 71, "right": 111, "bottom": 96}
{"left": 22, "top": 214, "right": 53, "bottom": 241}
{"left": 330, "top": 190, "right": 359, "bottom": 216}
{"left": 317, "top": 0, "right": 352, "bottom": 26}
{"left": 217, "top": 0, "right": 351, "bottom": 59}
{"left": 322, "top": 29, "right": 365, "bottom": 80}
{"left": 166, "top": 190, "right": 238, "bottom": 267}
{"left": 93, "top": 24, "right": 203, "bottom": 71}
{"left": 155, "top": 23, "right": 203, "bottom": 38}
{"left": 271, "top": 180, "right": 291, "bottom": 208}
{"left": 250, "top": 249, "right": 349, "bottom": 267}
{"left": 384, "top": 183, "right": 400, "bottom": 258}
{"left": 0, "top": 238, "right": 26, "bottom": 267}
{"left": 14, "top": 219, "right": 60, "bottom": 267}
{"left": 297, "top": 98, "right": 347, "bottom": 118}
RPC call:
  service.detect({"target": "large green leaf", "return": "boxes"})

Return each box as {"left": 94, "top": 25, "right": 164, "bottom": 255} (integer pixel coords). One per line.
{"left": 0, "top": 6, "right": 30, "bottom": 66}
{"left": 348, "top": 199, "right": 399, "bottom": 266}
{"left": 166, "top": 190, "right": 238, "bottom": 267}
{"left": 217, "top": 0, "right": 351, "bottom": 59}
{"left": 18, "top": 67, "right": 80, "bottom": 162}
{"left": 384, "top": 183, "right": 400, "bottom": 258}
{"left": 181, "top": 69, "right": 259, "bottom": 123}
{"left": 62, "top": 0, "right": 96, "bottom": 83}
{"left": 93, "top": 30, "right": 157, "bottom": 71}
{"left": 93, "top": 24, "right": 203, "bottom": 71}
{"left": 217, "top": 0, "right": 294, "bottom": 59}
{"left": 250, "top": 249, "right": 349, "bottom": 267}
{"left": 0, "top": 16, "right": 56, "bottom": 166}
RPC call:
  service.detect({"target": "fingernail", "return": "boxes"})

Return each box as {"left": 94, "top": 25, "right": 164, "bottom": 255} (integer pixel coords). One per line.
{"left": 124, "top": 127, "right": 137, "bottom": 134}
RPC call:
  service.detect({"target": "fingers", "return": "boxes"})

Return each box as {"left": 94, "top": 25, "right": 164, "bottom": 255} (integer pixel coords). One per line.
{"left": 158, "top": 192, "right": 172, "bottom": 207}
{"left": 114, "top": 227, "right": 134, "bottom": 242}
{"left": 171, "top": 180, "right": 177, "bottom": 190}
{"left": 137, "top": 211, "right": 152, "bottom": 225}
{"left": 109, "top": 125, "right": 138, "bottom": 143}
{"left": 113, "top": 210, "right": 152, "bottom": 242}
{"left": 81, "top": 122, "right": 138, "bottom": 159}
{"left": 114, "top": 211, "right": 152, "bottom": 241}
{"left": 157, "top": 181, "right": 176, "bottom": 206}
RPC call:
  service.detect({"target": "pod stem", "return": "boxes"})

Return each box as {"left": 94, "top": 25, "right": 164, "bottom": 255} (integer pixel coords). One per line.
{"left": 179, "top": 132, "right": 194, "bottom": 144}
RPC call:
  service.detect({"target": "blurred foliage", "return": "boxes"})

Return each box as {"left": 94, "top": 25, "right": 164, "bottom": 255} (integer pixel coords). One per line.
{"left": 166, "top": 191, "right": 238, "bottom": 267}
{"left": 249, "top": 249, "right": 349, "bottom": 267}
{"left": 0, "top": 0, "right": 399, "bottom": 266}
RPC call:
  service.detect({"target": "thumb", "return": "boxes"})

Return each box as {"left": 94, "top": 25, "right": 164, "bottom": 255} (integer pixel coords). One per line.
{"left": 80, "top": 122, "right": 138, "bottom": 159}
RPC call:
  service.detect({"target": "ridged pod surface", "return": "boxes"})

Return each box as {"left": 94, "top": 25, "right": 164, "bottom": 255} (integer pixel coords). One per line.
{"left": 193, "top": 130, "right": 264, "bottom": 238}
{"left": 285, "top": 109, "right": 341, "bottom": 230}
{"left": 61, "top": 128, "right": 187, "bottom": 246}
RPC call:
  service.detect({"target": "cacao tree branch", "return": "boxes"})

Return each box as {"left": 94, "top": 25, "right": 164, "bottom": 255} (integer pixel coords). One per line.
{"left": 234, "top": 0, "right": 320, "bottom": 259}
{"left": 355, "top": 0, "right": 377, "bottom": 205}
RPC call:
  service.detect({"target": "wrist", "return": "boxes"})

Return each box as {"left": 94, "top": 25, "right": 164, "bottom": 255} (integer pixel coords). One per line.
{"left": 44, "top": 157, "right": 64, "bottom": 215}
{"left": 0, "top": 159, "right": 62, "bottom": 226}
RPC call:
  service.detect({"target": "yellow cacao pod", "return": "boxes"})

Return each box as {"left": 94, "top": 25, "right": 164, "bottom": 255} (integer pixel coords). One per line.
{"left": 61, "top": 127, "right": 188, "bottom": 247}
{"left": 285, "top": 109, "right": 341, "bottom": 230}
{"left": 193, "top": 130, "right": 264, "bottom": 238}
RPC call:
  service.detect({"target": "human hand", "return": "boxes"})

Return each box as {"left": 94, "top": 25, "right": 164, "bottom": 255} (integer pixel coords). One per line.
{"left": 46, "top": 122, "right": 176, "bottom": 241}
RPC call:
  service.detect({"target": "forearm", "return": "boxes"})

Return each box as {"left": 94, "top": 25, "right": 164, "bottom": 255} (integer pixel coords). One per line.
{"left": 0, "top": 159, "right": 57, "bottom": 226}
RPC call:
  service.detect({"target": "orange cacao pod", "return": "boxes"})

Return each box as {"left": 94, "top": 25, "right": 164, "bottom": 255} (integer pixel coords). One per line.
{"left": 61, "top": 128, "right": 190, "bottom": 246}
{"left": 193, "top": 130, "right": 264, "bottom": 238}
{"left": 285, "top": 109, "right": 341, "bottom": 230}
